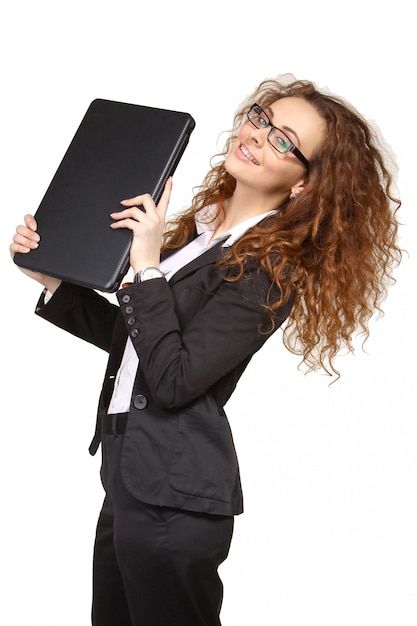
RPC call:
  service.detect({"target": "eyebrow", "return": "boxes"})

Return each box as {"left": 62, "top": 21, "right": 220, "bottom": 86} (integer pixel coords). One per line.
{"left": 265, "top": 106, "right": 301, "bottom": 146}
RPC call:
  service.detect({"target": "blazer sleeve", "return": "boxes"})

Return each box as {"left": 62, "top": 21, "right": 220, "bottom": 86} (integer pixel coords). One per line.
{"left": 117, "top": 261, "right": 293, "bottom": 409}
{"left": 35, "top": 282, "right": 120, "bottom": 353}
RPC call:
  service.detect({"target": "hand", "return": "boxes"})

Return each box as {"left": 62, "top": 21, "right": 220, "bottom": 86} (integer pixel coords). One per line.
{"left": 110, "top": 177, "right": 172, "bottom": 274}
{"left": 10, "top": 214, "right": 62, "bottom": 292}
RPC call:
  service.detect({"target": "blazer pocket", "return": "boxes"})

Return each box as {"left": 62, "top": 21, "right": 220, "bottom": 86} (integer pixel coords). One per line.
{"left": 169, "top": 408, "right": 239, "bottom": 503}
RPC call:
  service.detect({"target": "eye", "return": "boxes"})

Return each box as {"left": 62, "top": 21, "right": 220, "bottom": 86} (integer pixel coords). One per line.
{"left": 257, "top": 111, "right": 269, "bottom": 128}
{"left": 251, "top": 106, "right": 270, "bottom": 128}
{"left": 271, "top": 130, "right": 291, "bottom": 153}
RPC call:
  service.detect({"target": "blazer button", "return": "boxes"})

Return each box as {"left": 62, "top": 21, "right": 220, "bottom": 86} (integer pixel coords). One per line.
{"left": 133, "top": 394, "right": 148, "bottom": 410}
{"left": 125, "top": 305, "right": 133, "bottom": 314}
{"left": 121, "top": 294, "right": 131, "bottom": 303}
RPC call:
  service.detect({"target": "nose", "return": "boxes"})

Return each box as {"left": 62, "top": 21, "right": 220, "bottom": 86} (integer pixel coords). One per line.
{"left": 246, "top": 122, "right": 268, "bottom": 146}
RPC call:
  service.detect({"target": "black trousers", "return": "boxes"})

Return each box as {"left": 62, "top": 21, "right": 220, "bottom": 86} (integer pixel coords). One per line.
{"left": 92, "top": 429, "right": 234, "bottom": 626}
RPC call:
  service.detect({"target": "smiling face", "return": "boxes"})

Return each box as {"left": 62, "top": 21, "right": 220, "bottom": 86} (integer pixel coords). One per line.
{"left": 224, "top": 96, "right": 326, "bottom": 209}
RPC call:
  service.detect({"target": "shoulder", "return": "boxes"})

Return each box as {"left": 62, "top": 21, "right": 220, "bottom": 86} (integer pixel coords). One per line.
{"left": 221, "top": 254, "right": 294, "bottom": 327}
{"left": 223, "top": 254, "right": 277, "bottom": 300}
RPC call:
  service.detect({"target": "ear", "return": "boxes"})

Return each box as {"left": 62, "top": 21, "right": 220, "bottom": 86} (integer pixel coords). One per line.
{"left": 290, "top": 179, "right": 305, "bottom": 197}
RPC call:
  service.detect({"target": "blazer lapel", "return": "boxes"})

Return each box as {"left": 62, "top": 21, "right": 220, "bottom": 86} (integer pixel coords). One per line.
{"left": 168, "top": 239, "right": 228, "bottom": 286}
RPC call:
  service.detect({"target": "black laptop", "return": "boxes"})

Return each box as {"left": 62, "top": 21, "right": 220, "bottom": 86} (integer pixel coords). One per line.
{"left": 14, "top": 99, "right": 195, "bottom": 292}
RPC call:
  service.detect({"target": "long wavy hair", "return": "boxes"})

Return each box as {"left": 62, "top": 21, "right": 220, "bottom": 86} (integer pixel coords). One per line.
{"left": 162, "top": 75, "right": 402, "bottom": 377}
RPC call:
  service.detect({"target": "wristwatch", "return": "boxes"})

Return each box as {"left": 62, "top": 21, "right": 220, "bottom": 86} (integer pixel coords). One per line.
{"left": 134, "top": 267, "right": 165, "bottom": 283}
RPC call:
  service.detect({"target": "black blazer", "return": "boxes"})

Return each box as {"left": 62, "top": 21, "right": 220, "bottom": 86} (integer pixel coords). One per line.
{"left": 36, "top": 240, "right": 293, "bottom": 516}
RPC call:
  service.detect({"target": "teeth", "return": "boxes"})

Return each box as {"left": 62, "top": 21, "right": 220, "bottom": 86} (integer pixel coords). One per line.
{"left": 241, "top": 144, "right": 259, "bottom": 165}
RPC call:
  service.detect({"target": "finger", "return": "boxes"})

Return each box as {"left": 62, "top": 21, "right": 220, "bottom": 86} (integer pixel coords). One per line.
{"left": 109, "top": 207, "right": 148, "bottom": 225}
{"left": 10, "top": 239, "right": 37, "bottom": 257}
{"left": 119, "top": 192, "right": 153, "bottom": 208}
{"left": 119, "top": 177, "right": 172, "bottom": 213}
{"left": 13, "top": 233, "right": 39, "bottom": 249}
{"left": 10, "top": 243, "right": 29, "bottom": 256}
{"left": 24, "top": 214, "right": 38, "bottom": 231}
{"left": 110, "top": 206, "right": 146, "bottom": 218}
{"left": 15, "top": 224, "right": 41, "bottom": 243}
{"left": 116, "top": 179, "right": 171, "bottom": 222}
{"left": 109, "top": 217, "right": 138, "bottom": 231}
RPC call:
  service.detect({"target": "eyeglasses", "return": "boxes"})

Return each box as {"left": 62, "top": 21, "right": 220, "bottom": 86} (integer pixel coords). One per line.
{"left": 247, "top": 103, "right": 309, "bottom": 168}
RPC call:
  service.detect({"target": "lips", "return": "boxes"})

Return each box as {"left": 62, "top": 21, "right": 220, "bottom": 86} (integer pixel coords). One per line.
{"left": 239, "top": 144, "right": 259, "bottom": 165}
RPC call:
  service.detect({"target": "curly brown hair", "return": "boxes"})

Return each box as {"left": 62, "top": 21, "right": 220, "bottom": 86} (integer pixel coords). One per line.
{"left": 162, "top": 75, "right": 402, "bottom": 377}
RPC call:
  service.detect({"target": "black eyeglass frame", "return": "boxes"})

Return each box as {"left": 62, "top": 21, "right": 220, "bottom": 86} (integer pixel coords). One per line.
{"left": 247, "top": 103, "right": 310, "bottom": 168}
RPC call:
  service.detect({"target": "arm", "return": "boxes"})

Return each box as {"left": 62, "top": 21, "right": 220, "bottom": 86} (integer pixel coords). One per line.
{"left": 109, "top": 182, "right": 292, "bottom": 407}
{"left": 35, "top": 282, "right": 119, "bottom": 353}
{"left": 118, "top": 262, "right": 292, "bottom": 409}
{"left": 10, "top": 213, "right": 119, "bottom": 352}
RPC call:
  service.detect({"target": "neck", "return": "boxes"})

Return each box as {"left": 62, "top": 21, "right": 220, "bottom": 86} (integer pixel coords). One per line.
{"left": 213, "top": 186, "right": 284, "bottom": 238}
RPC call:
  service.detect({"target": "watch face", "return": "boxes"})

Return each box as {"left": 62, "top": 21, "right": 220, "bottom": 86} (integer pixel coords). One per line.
{"left": 141, "top": 267, "right": 164, "bottom": 281}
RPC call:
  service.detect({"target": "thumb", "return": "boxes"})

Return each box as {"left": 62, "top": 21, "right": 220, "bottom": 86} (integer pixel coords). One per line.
{"left": 156, "top": 177, "right": 173, "bottom": 220}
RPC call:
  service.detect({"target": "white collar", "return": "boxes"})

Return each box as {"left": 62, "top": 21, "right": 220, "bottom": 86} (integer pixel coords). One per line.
{"left": 195, "top": 205, "right": 277, "bottom": 247}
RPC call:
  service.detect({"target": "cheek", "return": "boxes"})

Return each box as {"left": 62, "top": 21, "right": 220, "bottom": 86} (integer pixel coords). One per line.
{"left": 262, "top": 159, "right": 296, "bottom": 189}
{"left": 223, "top": 153, "right": 235, "bottom": 177}
{"left": 265, "top": 152, "right": 305, "bottom": 186}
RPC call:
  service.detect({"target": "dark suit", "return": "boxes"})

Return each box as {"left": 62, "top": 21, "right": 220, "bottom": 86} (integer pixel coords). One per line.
{"left": 36, "top": 239, "right": 293, "bottom": 624}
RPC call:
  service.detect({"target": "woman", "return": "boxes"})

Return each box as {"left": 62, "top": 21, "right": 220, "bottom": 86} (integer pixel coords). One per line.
{"left": 10, "top": 75, "right": 401, "bottom": 626}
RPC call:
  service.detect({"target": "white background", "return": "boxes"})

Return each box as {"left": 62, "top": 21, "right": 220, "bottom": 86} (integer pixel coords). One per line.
{"left": 1, "top": 1, "right": 416, "bottom": 624}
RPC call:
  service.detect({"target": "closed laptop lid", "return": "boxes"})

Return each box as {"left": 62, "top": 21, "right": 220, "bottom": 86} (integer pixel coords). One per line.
{"left": 14, "top": 99, "right": 195, "bottom": 292}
